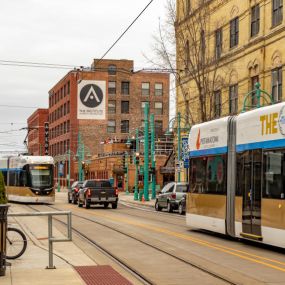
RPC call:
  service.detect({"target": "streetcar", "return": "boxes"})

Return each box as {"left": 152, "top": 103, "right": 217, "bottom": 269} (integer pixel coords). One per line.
{"left": 187, "top": 102, "right": 285, "bottom": 248}
{"left": 0, "top": 155, "right": 55, "bottom": 203}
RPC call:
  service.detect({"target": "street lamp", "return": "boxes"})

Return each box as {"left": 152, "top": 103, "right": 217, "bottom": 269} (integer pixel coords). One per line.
{"left": 76, "top": 133, "right": 92, "bottom": 181}
{"left": 165, "top": 112, "right": 190, "bottom": 182}
{"left": 126, "top": 128, "right": 144, "bottom": 201}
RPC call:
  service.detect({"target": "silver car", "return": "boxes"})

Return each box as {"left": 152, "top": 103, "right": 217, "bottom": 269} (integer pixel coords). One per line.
{"left": 155, "top": 182, "right": 189, "bottom": 214}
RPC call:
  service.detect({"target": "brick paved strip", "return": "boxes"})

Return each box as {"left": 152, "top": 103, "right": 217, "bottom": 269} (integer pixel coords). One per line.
{"left": 74, "top": 265, "right": 133, "bottom": 285}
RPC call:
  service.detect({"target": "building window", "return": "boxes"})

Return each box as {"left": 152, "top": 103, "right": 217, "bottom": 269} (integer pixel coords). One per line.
{"left": 142, "top": 82, "right": 150, "bottom": 96}
{"left": 214, "top": 90, "right": 221, "bottom": 118}
{"left": 108, "top": 81, "right": 116, "bottom": 94}
{"left": 121, "top": 120, "right": 129, "bottom": 133}
{"left": 108, "top": 64, "right": 117, "bottom": 75}
{"left": 230, "top": 17, "right": 239, "bottom": 48}
{"left": 251, "top": 4, "right": 260, "bottom": 37}
{"left": 141, "top": 101, "right": 149, "bottom": 114}
{"left": 108, "top": 100, "right": 116, "bottom": 114}
{"left": 121, "top": 101, "right": 129, "bottom": 114}
{"left": 272, "top": 67, "right": 282, "bottom": 102}
{"left": 229, "top": 84, "right": 238, "bottom": 114}
{"left": 155, "top": 120, "right": 163, "bottom": 135}
{"left": 155, "top": 102, "right": 163, "bottom": 115}
{"left": 155, "top": 83, "right": 163, "bottom": 96}
{"left": 107, "top": 120, "right": 116, "bottom": 133}
{"left": 215, "top": 28, "right": 222, "bottom": 59}
{"left": 67, "top": 101, "right": 70, "bottom": 113}
{"left": 251, "top": 75, "right": 259, "bottom": 106}
{"left": 272, "top": 0, "right": 283, "bottom": 27}
{"left": 185, "top": 40, "right": 190, "bottom": 70}
{"left": 67, "top": 81, "right": 70, "bottom": 94}
{"left": 121, "top": 81, "right": 130, "bottom": 95}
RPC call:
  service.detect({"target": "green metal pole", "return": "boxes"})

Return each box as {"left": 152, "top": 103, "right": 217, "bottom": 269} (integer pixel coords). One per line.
{"left": 78, "top": 133, "right": 82, "bottom": 181}
{"left": 143, "top": 103, "right": 150, "bottom": 201}
{"left": 150, "top": 114, "right": 156, "bottom": 199}
{"left": 177, "top": 112, "right": 181, "bottom": 182}
{"left": 256, "top": 82, "right": 261, "bottom": 108}
{"left": 82, "top": 143, "right": 85, "bottom": 181}
{"left": 57, "top": 161, "right": 60, "bottom": 192}
{"left": 125, "top": 152, "right": 129, "bottom": 195}
{"left": 68, "top": 150, "right": 71, "bottom": 189}
{"left": 134, "top": 129, "right": 139, "bottom": 201}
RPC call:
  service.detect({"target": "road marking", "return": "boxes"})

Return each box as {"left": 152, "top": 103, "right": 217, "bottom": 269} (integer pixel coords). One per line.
{"left": 64, "top": 204, "right": 285, "bottom": 273}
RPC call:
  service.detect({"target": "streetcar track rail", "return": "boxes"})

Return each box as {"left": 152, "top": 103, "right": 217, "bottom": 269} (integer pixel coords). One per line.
{"left": 29, "top": 204, "right": 238, "bottom": 285}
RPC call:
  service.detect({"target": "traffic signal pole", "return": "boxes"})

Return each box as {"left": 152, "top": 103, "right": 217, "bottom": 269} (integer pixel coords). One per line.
{"left": 143, "top": 103, "right": 150, "bottom": 201}
{"left": 150, "top": 114, "right": 156, "bottom": 199}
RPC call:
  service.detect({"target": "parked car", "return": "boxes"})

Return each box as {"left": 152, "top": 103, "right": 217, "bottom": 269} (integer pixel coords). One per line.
{"left": 155, "top": 182, "right": 188, "bottom": 214}
{"left": 68, "top": 181, "right": 83, "bottom": 204}
{"left": 77, "top": 179, "right": 118, "bottom": 209}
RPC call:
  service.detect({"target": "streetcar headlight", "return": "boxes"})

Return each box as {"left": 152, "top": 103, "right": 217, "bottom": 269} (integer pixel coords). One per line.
{"left": 36, "top": 191, "right": 39, "bottom": 195}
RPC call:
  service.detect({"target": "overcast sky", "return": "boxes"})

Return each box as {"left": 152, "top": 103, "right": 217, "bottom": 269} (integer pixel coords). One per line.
{"left": 0, "top": 0, "right": 173, "bottom": 152}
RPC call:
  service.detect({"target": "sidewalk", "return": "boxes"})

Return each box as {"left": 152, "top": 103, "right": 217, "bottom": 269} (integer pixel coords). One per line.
{"left": 1, "top": 201, "right": 134, "bottom": 285}
{"left": 119, "top": 192, "right": 156, "bottom": 208}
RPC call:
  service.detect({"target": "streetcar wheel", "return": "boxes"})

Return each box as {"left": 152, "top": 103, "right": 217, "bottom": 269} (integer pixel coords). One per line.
{"left": 6, "top": 228, "right": 27, "bottom": 260}
{"left": 112, "top": 203, "right": 117, "bottom": 209}
{"left": 103, "top": 203, "right": 109, "bottom": 209}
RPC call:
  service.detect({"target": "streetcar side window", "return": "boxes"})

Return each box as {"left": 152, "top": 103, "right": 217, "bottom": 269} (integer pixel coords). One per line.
{"left": 263, "top": 150, "right": 285, "bottom": 199}
{"left": 189, "top": 154, "right": 227, "bottom": 194}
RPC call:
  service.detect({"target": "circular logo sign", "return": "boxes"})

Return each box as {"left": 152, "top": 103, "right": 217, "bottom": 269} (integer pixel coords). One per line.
{"left": 278, "top": 106, "right": 285, "bottom": 136}
{"left": 80, "top": 84, "right": 103, "bottom": 108}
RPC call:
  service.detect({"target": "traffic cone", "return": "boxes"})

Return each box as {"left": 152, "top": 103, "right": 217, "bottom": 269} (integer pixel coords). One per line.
{"left": 142, "top": 195, "right": 145, "bottom": 202}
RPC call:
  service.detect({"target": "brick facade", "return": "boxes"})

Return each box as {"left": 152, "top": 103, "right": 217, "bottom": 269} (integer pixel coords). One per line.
{"left": 46, "top": 59, "right": 170, "bottom": 187}
{"left": 27, "top": 109, "right": 49, "bottom": 155}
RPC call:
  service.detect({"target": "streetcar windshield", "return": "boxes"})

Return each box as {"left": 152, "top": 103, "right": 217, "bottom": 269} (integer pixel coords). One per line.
{"left": 29, "top": 165, "right": 53, "bottom": 187}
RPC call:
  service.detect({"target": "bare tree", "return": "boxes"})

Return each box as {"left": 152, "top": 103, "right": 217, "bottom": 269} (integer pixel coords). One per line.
{"left": 146, "top": 0, "right": 231, "bottom": 124}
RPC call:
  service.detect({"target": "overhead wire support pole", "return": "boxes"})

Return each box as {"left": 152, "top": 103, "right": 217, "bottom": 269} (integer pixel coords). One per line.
{"left": 150, "top": 114, "right": 156, "bottom": 200}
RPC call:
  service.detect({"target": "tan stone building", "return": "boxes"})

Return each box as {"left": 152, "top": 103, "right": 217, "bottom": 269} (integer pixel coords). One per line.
{"left": 176, "top": 0, "right": 284, "bottom": 123}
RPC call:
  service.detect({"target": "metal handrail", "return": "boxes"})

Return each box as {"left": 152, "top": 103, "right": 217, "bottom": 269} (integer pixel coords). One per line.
{"left": 8, "top": 211, "right": 72, "bottom": 269}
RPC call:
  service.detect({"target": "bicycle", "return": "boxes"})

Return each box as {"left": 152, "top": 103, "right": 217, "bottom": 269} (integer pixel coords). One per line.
{"left": 6, "top": 227, "right": 27, "bottom": 259}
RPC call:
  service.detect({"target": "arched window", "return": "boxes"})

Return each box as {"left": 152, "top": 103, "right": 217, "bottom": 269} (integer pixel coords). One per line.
{"left": 108, "top": 64, "right": 117, "bottom": 75}
{"left": 185, "top": 40, "right": 190, "bottom": 70}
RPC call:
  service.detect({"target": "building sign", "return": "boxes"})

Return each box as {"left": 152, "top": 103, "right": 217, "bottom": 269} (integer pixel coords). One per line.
{"left": 182, "top": 137, "right": 189, "bottom": 168}
{"left": 77, "top": 80, "right": 106, "bottom": 120}
{"left": 58, "top": 162, "right": 64, "bottom": 177}
{"left": 44, "top": 122, "right": 49, "bottom": 155}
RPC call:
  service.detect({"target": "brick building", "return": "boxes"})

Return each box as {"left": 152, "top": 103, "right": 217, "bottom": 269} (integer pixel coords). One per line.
{"left": 47, "top": 59, "right": 170, "bottom": 187}
{"left": 27, "top": 109, "right": 49, "bottom": 155}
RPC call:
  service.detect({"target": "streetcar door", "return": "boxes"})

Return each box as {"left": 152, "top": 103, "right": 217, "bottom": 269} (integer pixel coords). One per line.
{"left": 241, "top": 149, "right": 262, "bottom": 240}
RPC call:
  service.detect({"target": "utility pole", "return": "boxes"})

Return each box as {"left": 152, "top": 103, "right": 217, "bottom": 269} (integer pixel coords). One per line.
{"left": 143, "top": 102, "right": 149, "bottom": 201}
{"left": 150, "top": 114, "right": 156, "bottom": 199}
{"left": 177, "top": 112, "right": 181, "bottom": 183}
{"left": 125, "top": 152, "right": 129, "bottom": 195}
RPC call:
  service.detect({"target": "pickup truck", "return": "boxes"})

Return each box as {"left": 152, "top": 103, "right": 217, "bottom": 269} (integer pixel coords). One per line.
{"left": 155, "top": 182, "right": 189, "bottom": 215}
{"left": 77, "top": 179, "right": 118, "bottom": 209}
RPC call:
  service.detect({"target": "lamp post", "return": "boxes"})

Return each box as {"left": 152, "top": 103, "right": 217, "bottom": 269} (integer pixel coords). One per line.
{"left": 76, "top": 133, "right": 91, "bottom": 181}
{"left": 143, "top": 102, "right": 150, "bottom": 201}
{"left": 165, "top": 112, "right": 190, "bottom": 183}
{"left": 124, "top": 151, "right": 129, "bottom": 195}
{"left": 150, "top": 114, "right": 156, "bottom": 199}
{"left": 242, "top": 82, "right": 274, "bottom": 112}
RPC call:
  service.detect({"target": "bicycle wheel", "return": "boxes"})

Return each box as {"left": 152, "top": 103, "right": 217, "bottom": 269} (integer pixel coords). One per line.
{"left": 6, "top": 227, "right": 27, "bottom": 259}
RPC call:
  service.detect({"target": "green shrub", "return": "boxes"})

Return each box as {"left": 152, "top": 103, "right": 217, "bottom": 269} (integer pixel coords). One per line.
{"left": 0, "top": 172, "right": 7, "bottom": 204}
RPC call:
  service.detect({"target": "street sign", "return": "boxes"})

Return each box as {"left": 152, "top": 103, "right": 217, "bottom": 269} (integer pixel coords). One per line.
{"left": 182, "top": 137, "right": 189, "bottom": 168}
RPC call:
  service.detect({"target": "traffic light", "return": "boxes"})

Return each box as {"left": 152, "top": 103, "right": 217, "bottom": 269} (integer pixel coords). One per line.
{"left": 135, "top": 152, "right": 140, "bottom": 165}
